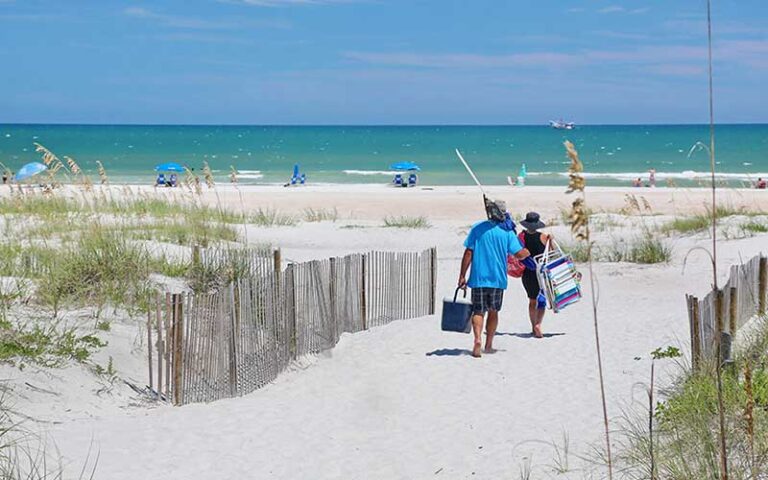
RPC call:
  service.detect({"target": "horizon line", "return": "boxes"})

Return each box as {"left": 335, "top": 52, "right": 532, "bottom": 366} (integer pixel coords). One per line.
{"left": 1, "top": 122, "right": 768, "bottom": 127}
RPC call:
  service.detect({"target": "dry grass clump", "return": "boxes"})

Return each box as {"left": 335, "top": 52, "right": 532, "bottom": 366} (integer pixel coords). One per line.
{"left": 383, "top": 215, "right": 431, "bottom": 229}
{"left": 249, "top": 208, "right": 297, "bottom": 227}
{"left": 563, "top": 140, "right": 613, "bottom": 479}
{"left": 303, "top": 207, "right": 338, "bottom": 223}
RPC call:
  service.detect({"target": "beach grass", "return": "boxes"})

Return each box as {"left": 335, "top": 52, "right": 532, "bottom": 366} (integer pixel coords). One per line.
{"left": 661, "top": 215, "right": 711, "bottom": 235}
{"left": 383, "top": 215, "right": 431, "bottom": 229}
{"left": 614, "top": 317, "right": 768, "bottom": 479}
{"left": 249, "top": 208, "right": 297, "bottom": 227}
{"left": 303, "top": 207, "right": 338, "bottom": 223}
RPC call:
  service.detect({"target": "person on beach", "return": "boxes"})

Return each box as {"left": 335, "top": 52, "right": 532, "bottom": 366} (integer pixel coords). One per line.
{"left": 458, "top": 199, "right": 533, "bottom": 358}
{"left": 756, "top": 177, "right": 767, "bottom": 189}
{"left": 518, "top": 212, "right": 552, "bottom": 338}
{"left": 632, "top": 177, "right": 642, "bottom": 187}
{"left": 648, "top": 168, "right": 656, "bottom": 188}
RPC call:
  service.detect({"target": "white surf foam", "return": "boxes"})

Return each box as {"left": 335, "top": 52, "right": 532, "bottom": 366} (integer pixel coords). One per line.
{"left": 526, "top": 170, "right": 768, "bottom": 181}
{"left": 343, "top": 170, "right": 396, "bottom": 176}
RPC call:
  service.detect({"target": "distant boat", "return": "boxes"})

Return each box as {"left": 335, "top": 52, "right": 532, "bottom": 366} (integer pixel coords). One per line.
{"left": 549, "top": 120, "right": 575, "bottom": 130}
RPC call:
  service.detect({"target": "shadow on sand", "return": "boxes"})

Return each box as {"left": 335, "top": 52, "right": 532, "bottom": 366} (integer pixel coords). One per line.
{"left": 495, "top": 331, "right": 566, "bottom": 339}
{"left": 425, "top": 348, "right": 473, "bottom": 357}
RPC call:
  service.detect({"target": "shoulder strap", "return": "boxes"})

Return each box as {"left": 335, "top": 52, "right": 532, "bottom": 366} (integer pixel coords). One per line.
{"left": 517, "top": 231, "right": 526, "bottom": 247}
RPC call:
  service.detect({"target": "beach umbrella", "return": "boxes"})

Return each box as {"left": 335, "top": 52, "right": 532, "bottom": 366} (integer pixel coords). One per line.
{"left": 154, "top": 162, "right": 185, "bottom": 173}
{"left": 14, "top": 162, "right": 48, "bottom": 182}
{"left": 390, "top": 161, "right": 421, "bottom": 172}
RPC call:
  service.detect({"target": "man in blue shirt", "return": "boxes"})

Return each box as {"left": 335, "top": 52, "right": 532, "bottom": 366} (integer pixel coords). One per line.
{"left": 458, "top": 199, "right": 532, "bottom": 358}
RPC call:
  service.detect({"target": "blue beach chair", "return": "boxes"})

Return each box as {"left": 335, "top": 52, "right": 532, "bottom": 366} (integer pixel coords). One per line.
{"left": 393, "top": 174, "right": 403, "bottom": 187}
{"left": 156, "top": 173, "right": 166, "bottom": 187}
{"left": 408, "top": 173, "right": 418, "bottom": 187}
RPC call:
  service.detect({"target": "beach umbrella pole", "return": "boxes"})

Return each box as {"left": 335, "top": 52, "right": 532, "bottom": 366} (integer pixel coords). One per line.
{"left": 456, "top": 148, "right": 499, "bottom": 220}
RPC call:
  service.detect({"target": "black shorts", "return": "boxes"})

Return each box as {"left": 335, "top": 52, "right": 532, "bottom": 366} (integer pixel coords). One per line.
{"left": 471, "top": 287, "right": 504, "bottom": 313}
{"left": 522, "top": 271, "right": 540, "bottom": 299}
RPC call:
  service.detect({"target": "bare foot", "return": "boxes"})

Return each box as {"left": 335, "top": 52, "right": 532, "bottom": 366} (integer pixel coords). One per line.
{"left": 472, "top": 343, "right": 482, "bottom": 358}
{"left": 533, "top": 324, "right": 543, "bottom": 339}
{"left": 484, "top": 346, "right": 497, "bottom": 354}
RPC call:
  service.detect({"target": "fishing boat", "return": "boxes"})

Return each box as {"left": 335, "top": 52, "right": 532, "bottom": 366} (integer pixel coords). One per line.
{"left": 549, "top": 120, "right": 575, "bottom": 130}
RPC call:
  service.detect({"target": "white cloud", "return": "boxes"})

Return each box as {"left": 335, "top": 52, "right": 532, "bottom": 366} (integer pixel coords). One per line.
{"left": 122, "top": 7, "right": 288, "bottom": 30}
{"left": 220, "top": 0, "right": 357, "bottom": 6}
{"left": 598, "top": 6, "right": 625, "bottom": 14}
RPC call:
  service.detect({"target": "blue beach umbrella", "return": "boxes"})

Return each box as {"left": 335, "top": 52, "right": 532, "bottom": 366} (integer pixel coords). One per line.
{"left": 154, "top": 162, "right": 185, "bottom": 173}
{"left": 390, "top": 161, "right": 421, "bottom": 171}
{"left": 14, "top": 162, "right": 48, "bottom": 182}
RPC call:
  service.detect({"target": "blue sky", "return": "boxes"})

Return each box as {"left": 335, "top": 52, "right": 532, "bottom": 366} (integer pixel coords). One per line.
{"left": 0, "top": 0, "right": 766, "bottom": 124}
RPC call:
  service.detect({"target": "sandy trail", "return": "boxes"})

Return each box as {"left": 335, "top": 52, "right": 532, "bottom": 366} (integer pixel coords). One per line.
{"left": 42, "top": 211, "right": 767, "bottom": 479}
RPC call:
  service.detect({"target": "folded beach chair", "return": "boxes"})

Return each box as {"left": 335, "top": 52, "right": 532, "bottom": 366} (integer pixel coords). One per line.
{"left": 534, "top": 241, "right": 582, "bottom": 313}
{"left": 408, "top": 173, "right": 418, "bottom": 187}
{"left": 393, "top": 174, "right": 403, "bottom": 187}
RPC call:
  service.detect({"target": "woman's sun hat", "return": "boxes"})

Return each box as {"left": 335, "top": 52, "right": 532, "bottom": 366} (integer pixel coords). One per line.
{"left": 520, "top": 211, "right": 546, "bottom": 230}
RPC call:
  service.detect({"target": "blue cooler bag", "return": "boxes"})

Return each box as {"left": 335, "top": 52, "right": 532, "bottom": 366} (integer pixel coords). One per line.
{"left": 441, "top": 288, "right": 472, "bottom": 333}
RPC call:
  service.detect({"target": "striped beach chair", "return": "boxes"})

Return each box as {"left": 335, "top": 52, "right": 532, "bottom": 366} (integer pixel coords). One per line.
{"left": 535, "top": 241, "right": 582, "bottom": 313}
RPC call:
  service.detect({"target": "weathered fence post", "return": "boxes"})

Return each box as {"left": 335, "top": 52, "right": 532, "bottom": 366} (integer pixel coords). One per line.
{"left": 429, "top": 247, "right": 437, "bottom": 315}
{"left": 361, "top": 254, "right": 368, "bottom": 330}
{"left": 729, "top": 287, "right": 738, "bottom": 335}
{"left": 147, "top": 304, "right": 153, "bottom": 391}
{"left": 155, "top": 293, "right": 163, "bottom": 398}
{"left": 715, "top": 289, "right": 724, "bottom": 336}
{"left": 273, "top": 249, "right": 282, "bottom": 284}
{"left": 759, "top": 256, "right": 767, "bottom": 315}
{"left": 687, "top": 295, "right": 701, "bottom": 370}
{"left": 192, "top": 244, "right": 201, "bottom": 267}
{"left": 288, "top": 264, "right": 298, "bottom": 359}
{"left": 329, "top": 256, "right": 338, "bottom": 340}
{"left": 172, "top": 293, "right": 184, "bottom": 405}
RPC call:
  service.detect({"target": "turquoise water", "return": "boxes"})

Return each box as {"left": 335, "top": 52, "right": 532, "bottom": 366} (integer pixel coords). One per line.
{"left": 1, "top": 124, "right": 767, "bottom": 186}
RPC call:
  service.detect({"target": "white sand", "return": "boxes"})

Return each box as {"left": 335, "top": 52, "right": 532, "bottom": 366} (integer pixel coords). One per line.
{"left": 4, "top": 185, "right": 767, "bottom": 478}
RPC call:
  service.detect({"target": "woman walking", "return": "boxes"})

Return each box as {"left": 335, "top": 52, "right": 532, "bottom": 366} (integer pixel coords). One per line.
{"left": 519, "top": 212, "right": 552, "bottom": 338}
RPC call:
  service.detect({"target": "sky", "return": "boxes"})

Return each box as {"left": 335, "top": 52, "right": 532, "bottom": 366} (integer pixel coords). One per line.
{"left": 0, "top": 0, "right": 766, "bottom": 125}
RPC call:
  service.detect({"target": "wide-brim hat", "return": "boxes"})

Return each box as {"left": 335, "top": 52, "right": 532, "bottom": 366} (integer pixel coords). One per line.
{"left": 520, "top": 211, "right": 545, "bottom": 230}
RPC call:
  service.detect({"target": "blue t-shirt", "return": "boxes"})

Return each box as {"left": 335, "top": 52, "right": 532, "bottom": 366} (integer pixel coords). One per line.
{"left": 464, "top": 220, "right": 523, "bottom": 289}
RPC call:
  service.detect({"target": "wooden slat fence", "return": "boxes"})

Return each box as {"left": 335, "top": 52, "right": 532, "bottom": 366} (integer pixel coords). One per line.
{"left": 148, "top": 247, "right": 437, "bottom": 405}
{"left": 686, "top": 254, "right": 767, "bottom": 369}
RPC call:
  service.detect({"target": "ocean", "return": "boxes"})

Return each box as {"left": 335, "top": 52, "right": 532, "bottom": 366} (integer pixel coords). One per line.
{"left": 1, "top": 124, "right": 767, "bottom": 187}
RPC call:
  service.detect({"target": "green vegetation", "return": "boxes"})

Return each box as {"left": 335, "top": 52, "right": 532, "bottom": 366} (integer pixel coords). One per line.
{"left": 249, "top": 208, "right": 297, "bottom": 227}
{"left": 614, "top": 320, "right": 768, "bottom": 479}
{"left": 562, "top": 235, "right": 672, "bottom": 264}
{"left": 661, "top": 215, "right": 711, "bottom": 235}
{"left": 383, "top": 215, "right": 431, "bottom": 229}
{"left": 662, "top": 205, "right": 767, "bottom": 236}
{"left": 303, "top": 207, "right": 338, "bottom": 222}
{"left": 741, "top": 220, "right": 768, "bottom": 234}
{"left": 0, "top": 319, "right": 105, "bottom": 368}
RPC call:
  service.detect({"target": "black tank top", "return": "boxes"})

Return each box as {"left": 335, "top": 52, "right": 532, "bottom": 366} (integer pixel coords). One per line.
{"left": 522, "top": 231, "right": 546, "bottom": 258}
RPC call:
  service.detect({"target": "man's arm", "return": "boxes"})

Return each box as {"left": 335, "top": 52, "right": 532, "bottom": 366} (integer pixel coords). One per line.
{"left": 458, "top": 248, "right": 472, "bottom": 288}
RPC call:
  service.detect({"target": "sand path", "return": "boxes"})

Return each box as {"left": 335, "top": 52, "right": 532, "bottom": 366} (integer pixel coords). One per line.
{"left": 44, "top": 218, "right": 767, "bottom": 479}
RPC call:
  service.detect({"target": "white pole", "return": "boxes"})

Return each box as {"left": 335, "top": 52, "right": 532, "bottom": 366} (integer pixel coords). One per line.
{"left": 455, "top": 148, "right": 485, "bottom": 195}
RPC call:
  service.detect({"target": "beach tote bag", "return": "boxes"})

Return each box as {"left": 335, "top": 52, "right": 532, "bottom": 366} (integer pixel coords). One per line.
{"left": 506, "top": 232, "right": 526, "bottom": 278}
{"left": 534, "top": 240, "right": 582, "bottom": 313}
